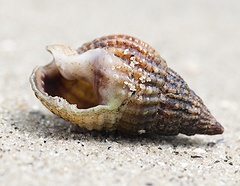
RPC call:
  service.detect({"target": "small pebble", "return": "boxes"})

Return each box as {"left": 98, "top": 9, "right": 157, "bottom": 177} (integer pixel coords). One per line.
{"left": 192, "top": 148, "right": 206, "bottom": 154}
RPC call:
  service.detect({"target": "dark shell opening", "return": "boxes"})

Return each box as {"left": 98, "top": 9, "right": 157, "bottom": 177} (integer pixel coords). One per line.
{"left": 35, "top": 62, "right": 99, "bottom": 109}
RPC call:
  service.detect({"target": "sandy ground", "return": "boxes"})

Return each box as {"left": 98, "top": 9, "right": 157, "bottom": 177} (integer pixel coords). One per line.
{"left": 0, "top": 0, "right": 240, "bottom": 185}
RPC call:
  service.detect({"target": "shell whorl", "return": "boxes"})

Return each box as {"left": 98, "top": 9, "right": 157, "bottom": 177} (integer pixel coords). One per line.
{"left": 77, "top": 35, "right": 222, "bottom": 135}
{"left": 30, "top": 34, "right": 224, "bottom": 136}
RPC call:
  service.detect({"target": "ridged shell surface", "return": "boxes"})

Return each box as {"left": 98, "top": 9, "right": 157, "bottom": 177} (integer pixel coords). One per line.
{"left": 30, "top": 34, "right": 224, "bottom": 136}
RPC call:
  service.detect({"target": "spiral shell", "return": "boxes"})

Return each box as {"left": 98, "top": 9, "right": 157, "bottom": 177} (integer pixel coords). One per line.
{"left": 30, "top": 34, "right": 224, "bottom": 136}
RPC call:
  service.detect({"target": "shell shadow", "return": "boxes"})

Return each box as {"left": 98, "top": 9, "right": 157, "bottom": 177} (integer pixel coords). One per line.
{"left": 11, "top": 109, "right": 218, "bottom": 148}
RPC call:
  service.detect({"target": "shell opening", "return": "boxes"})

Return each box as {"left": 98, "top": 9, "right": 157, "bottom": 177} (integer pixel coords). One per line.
{"left": 32, "top": 45, "right": 127, "bottom": 110}
{"left": 33, "top": 45, "right": 104, "bottom": 110}
{"left": 31, "top": 59, "right": 101, "bottom": 110}
{"left": 30, "top": 45, "right": 129, "bottom": 130}
{"left": 42, "top": 67, "right": 99, "bottom": 109}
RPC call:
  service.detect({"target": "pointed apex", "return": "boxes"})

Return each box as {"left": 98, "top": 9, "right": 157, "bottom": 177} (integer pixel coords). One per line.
{"left": 197, "top": 105, "right": 224, "bottom": 135}
{"left": 180, "top": 117, "right": 224, "bottom": 136}
{"left": 196, "top": 118, "right": 224, "bottom": 135}
{"left": 180, "top": 104, "right": 224, "bottom": 136}
{"left": 209, "top": 121, "right": 224, "bottom": 135}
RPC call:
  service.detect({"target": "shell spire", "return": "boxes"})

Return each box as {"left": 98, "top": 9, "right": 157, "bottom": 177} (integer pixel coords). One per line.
{"left": 30, "top": 34, "right": 224, "bottom": 136}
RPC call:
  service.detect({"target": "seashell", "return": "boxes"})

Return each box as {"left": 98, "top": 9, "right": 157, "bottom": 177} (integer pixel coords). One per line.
{"left": 30, "top": 34, "right": 224, "bottom": 136}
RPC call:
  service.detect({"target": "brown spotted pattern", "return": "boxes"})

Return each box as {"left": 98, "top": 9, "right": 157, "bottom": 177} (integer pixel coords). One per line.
{"left": 75, "top": 35, "right": 224, "bottom": 135}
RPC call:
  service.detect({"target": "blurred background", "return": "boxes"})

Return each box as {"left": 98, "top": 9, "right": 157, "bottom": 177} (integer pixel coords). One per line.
{"left": 1, "top": 0, "right": 239, "bottom": 101}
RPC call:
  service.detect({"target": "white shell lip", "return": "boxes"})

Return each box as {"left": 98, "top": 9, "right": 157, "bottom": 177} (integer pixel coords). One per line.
{"left": 29, "top": 45, "right": 129, "bottom": 130}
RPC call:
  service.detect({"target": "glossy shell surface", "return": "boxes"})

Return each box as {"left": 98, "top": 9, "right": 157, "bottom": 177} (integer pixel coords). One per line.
{"left": 30, "top": 34, "right": 224, "bottom": 136}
